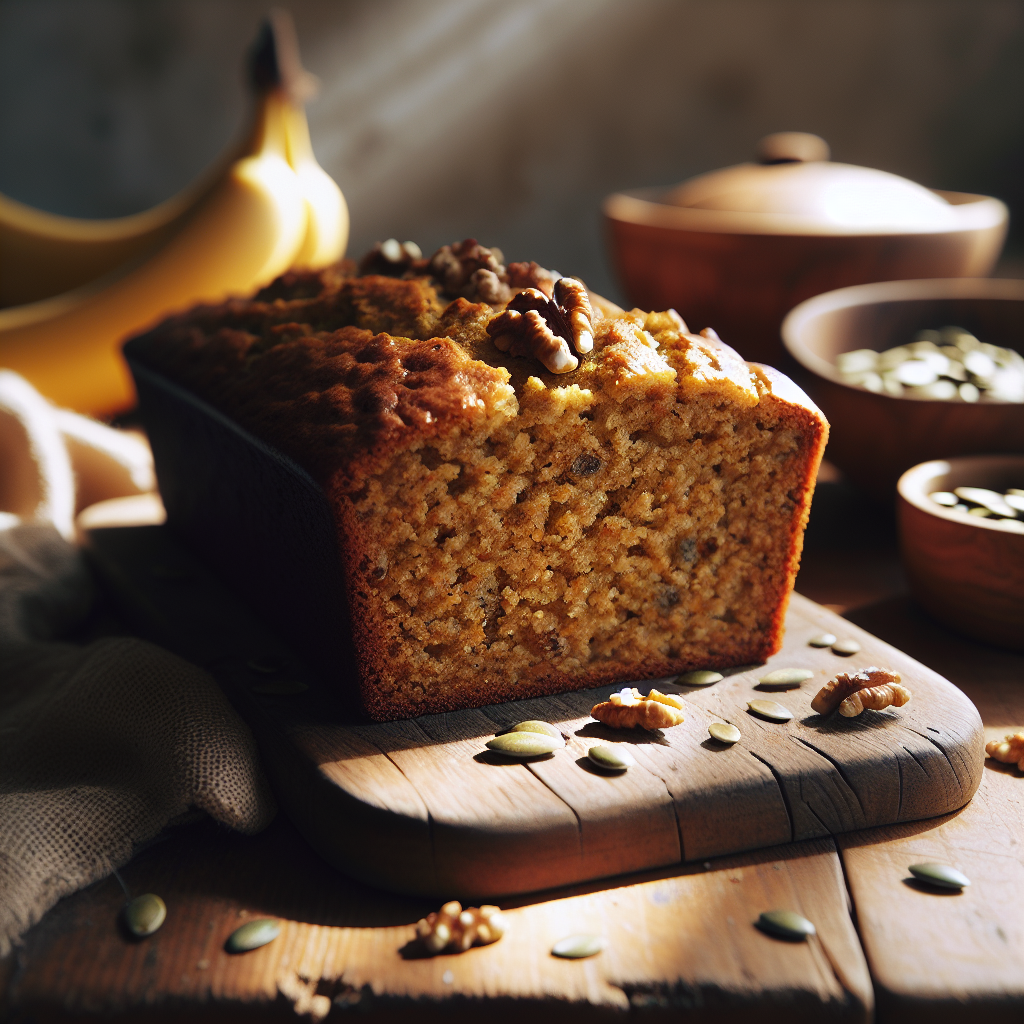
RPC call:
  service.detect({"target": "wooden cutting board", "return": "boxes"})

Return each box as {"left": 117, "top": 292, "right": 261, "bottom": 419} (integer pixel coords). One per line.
{"left": 86, "top": 524, "right": 984, "bottom": 901}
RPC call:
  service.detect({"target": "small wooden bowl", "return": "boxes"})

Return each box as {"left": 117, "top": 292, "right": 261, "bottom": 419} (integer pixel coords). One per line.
{"left": 781, "top": 278, "right": 1024, "bottom": 499}
{"left": 898, "top": 455, "right": 1024, "bottom": 651}
{"left": 604, "top": 188, "right": 1007, "bottom": 366}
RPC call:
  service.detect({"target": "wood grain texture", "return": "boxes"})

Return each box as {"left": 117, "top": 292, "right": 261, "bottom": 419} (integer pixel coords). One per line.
{"left": 84, "top": 527, "right": 984, "bottom": 901}
{"left": 839, "top": 596, "right": 1024, "bottom": 1023}
{"left": 0, "top": 816, "right": 871, "bottom": 1023}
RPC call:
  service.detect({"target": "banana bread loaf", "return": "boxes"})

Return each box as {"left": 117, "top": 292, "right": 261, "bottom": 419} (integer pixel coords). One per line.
{"left": 130, "top": 240, "right": 827, "bottom": 720}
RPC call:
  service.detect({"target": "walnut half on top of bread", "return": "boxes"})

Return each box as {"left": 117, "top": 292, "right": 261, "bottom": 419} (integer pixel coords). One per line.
{"left": 131, "top": 241, "right": 828, "bottom": 721}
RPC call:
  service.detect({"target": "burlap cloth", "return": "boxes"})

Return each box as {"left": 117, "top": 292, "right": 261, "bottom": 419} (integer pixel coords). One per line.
{"left": 0, "top": 370, "right": 276, "bottom": 955}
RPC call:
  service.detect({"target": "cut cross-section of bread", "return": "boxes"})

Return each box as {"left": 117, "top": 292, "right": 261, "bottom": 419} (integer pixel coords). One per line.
{"left": 130, "top": 247, "right": 827, "bottom": 720}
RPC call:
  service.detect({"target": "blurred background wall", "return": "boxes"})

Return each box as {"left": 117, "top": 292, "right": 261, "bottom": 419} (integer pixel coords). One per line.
{"left": 0, "top": 0, "right": 1021, "bottom": 304}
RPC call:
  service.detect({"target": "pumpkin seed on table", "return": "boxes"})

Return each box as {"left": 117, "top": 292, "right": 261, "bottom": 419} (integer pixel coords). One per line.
{"left": 676, "top": 670, "right": 723, "bottom": 686}
{"left": 757, "top": 909, "right": 816, "bottom": 941}
{"left": 758, "top": 668, "right": 814, "bottom": 690}
{"left": 246, "top": 656, "right": 281, "bottom": 674}
{"left": 552, "top": 934, "right": 605, "bottom": 959}
{"left": 747, "top": 700, "right": 793, "bottom": 722}
{"left": 587, "top": 744, "right": 635, "bottom": 771}
{"left": 226, "top": 918, "right": 281, "bottom": 953}
{"left": 909, "top": 863, "right": 970, "bottom": 890}
{"left": 508, "top": 720, "right": 565, "bottom": 746}
{"left": 808, "top": 633, "right": 837, "bottom": 648}
{"left": 831, "top": 638, "right": 861, "bottom": 656}
{"left": 486, "top": 732, "right": 560, "bottom": 759}
{"left": 708, "top": 722, "right": 741, "bottom": 745}
{"left": 124, "top": 893, "right": 166, "bottom": 937}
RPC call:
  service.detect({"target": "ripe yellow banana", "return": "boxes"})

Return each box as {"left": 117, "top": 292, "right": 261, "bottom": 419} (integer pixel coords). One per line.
{"left": 0, "top": 132, "right": 242, "bottom": 309}
{"left": 0, "top": 88, "right": 307, "bottom": 417}
{"left": 284, "top": 99, "right": 349, "bottom": 270}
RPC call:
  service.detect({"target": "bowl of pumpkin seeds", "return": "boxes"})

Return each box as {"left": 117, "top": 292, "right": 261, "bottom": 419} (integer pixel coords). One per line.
{"left": 782, "top": 278, "right": 1024, "bottom": 498}
{"left": 898, "top": 454, "right": 1024, "bottom": 651}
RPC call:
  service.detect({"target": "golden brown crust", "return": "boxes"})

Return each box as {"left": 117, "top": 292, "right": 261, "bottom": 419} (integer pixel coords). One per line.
{"left": 132, "top": 248, "right": 829, "bottom": 721}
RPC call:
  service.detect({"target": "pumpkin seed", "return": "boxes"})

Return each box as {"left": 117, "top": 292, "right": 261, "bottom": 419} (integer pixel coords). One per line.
{"left": 708, "top": 722, "right": 741, "bottom": 745}
{"left": 486, "top": 732, "right": 560, "bottom": 758}
{"left": 226, "top": 918, "right": 280, "bottom": 953}
{"left": 247, "top": 656, "right": 281, "bottom": 674}
{"left": 955, "top": 487, "right": 1016, "bottom": 517}
{"left": 909, "top": 863, "right": 970, "bottom": 890}
{"left": 552, "top": 934, "right": 605, "bottom": 959}
{"left": 928, "top": 491, "right": 959, "bottom": 507}
{"left": 251, "top": 678, "right": 309, "bottom": 695}
{"left": 676, "top": 670, "right": 723, "bottom": 686}
{"left": 808, "top": 633, "right": 837, "bottom": 647}
{"left": 747, "top": 700, "right": 793, "bottom": 722}
{"left": 124, "top": 893, "right": 166, "bottom": 937}
{"left": 509, "top": 721, "right": 565, "bottom": 746}
{"left": 757, "top": 909, "right": 816, "bottom": 940}
{"left": 831, "top": 638, "right": 861, "bottom": 656}
{"left": 758, "top": 668, "right": 814, "bottom": 690}
{"left": 587, "top": 744, "right": 635, "bottom": 771}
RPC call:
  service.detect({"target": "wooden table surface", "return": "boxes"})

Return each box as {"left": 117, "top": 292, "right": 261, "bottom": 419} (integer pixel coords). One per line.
{"left": 1, "top": 477, "right": 1021, "bottom": 1022}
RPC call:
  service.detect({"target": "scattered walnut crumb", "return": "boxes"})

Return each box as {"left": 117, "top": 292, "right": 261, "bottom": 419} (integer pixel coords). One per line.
{"left": 811, "top": 667, "right": 904, "bottom": 716}
{"left": 591, "top": 686, "right": 685, "bottom": 731}
{"left": 416, "top": 901, "right": 508, "bottom": 953}
{"left": 839, "top": 681, "right": 912, "bottom": 717}
{"left": 985, "top": 731, "right": 1024, "bottom": 771}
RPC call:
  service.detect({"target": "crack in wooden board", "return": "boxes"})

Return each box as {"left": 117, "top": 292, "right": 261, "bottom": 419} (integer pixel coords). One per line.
{"left": 85, "top": 527, "right": 986, "bottom": 901}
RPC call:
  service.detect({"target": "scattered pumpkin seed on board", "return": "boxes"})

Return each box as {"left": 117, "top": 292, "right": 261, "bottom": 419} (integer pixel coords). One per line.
{"left": 831, "top": 638, "right": 862, "bottom": 656}
{"left": 587, "top": 744, "right": 635, "bottom": 771}
{"left": 226, "top": 919, "right": 281, "bottom": 953}
{"left": 747, "top": 700, "right": 794, "bottom": 722}
{"left": 808, "top": 633, "right": 837, "bottom": 648}
{"left": 123, "top": 894, "right": 166, "bottom": 937}
{"left": 508, "top": 721, "right": 565, "bottom": 746}
{"left": 758, "top": 668, "right": 814, "bottom": 690}
{"left": 552, "top": 934, "right": 605, "bottom": 959}
{"left": 486, "top": 732, "right": 560, "bottom": 758}
{"left": 676, "top": 670, "right": 723, "bottom": 686}
{"left": 909, "top": 863, "right": 970, "bottom": 890}
{"left": 708, "top": 722, "right": 741, "bottom": 745}
{"left": 757, "top": 909, "right": 816, "bottom": 940}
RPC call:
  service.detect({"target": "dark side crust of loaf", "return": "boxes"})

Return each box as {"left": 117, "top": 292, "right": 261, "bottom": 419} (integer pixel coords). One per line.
{"left": 130, "top": 263, "right": 828, "bottom": 721}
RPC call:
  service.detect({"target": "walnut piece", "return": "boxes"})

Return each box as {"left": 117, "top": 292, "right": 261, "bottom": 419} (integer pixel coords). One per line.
{"left": 430, "top": 239, "right": 512, "bottom": 303}
{"left": 415, "top": 901, "right": 508, "bottom": 953}
{"left": 486, "top": 279, "right": 596, "bottom": 374}
{"left": 985, "top": 731, "right": 1024, "bottom": 770}
{"left": 358, "top": 238, "right": 425, "bottom": 277}
{"left": 591, "top": 686, "right": 685, "bottom": 731}
{"left": 839, "top": 681, "right": 912, "bottom": 717}
{"left": 811, "top": 667, "right": 902, "bottom": 716}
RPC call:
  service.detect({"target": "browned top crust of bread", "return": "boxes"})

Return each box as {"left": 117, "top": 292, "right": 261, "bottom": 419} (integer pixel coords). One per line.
{"left": 131, "top": 244, "right": 828, "bottom": 720}
{"left": 134, "top": 260, "right": 821, "bottom": 494}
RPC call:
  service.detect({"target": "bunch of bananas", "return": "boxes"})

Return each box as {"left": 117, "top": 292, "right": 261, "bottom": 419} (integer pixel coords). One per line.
{"left": 0, "top": 13, "right": 347, "bottom": 417}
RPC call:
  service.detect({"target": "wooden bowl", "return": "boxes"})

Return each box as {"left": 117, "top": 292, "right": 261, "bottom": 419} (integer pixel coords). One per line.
{"left": 604, "top": 188, "right": 1007, "bottom": 365}
{"left": 781, "top": 278, "right": 1024, "bottom": 499}
{"left": 898, "top": 455, "right": 1024, "bottom": 651}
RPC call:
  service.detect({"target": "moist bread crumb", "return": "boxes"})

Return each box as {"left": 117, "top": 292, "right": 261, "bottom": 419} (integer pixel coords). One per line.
{"left": 132, "top": 246, "right": 828, "bottom": 720}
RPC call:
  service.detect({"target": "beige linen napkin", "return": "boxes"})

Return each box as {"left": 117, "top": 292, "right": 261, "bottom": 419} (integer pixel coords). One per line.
{"left": 0, "top": 370, "right": 275, "bottom": 955}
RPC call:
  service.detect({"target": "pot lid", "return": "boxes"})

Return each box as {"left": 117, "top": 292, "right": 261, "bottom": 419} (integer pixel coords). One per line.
{"left": 663, "top": 133, "right": 957, "bottom": 231}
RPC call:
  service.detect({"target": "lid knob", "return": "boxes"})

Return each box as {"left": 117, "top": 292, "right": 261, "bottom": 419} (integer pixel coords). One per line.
{"left": 757, "top": 132, "right": 830, "bottom": 165}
